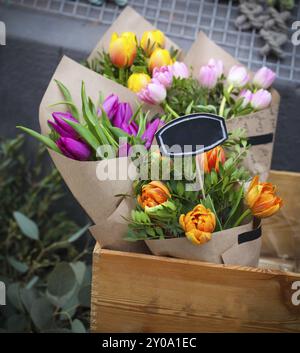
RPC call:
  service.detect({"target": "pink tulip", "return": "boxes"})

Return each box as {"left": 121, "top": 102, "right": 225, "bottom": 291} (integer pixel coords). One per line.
{"left": 56, "top": 137, "right": 91, "bottom": 161}
{"left": 208, "top": 58, "right": 223, "bottom": 78}
{"left": 239, "top": 89, "right": 253, "bottom": 108}
{"left": 152, "top": 65, "right": 173, "bottom": 88}
{"left": 227, "top": 65, "right": 249, "bottom": 88}
{"left": 251, "top": 89, "right": 272, "bottom": 110}
{"left": 171, "top": 61, "right": 189, "bottom": 79}
{"left": 138, "top": 79, "right": 167, "bottom": 105}
{"left": 253, "top": 67, "right": 276, "bottom": 89}
{"left": 198, "top": 65, "right": 218, "bottom": 89}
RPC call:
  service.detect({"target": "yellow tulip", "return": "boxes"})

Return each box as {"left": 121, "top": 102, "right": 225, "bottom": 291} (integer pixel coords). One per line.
{"left": 109, "top": 32, "right": 137, "bottom": 68}
{"left": 127, "top": 73, "right": 151, "bottom": 93}
{"left": 179, "top": 204, "right": 216, "bottom": 245}
{"left": 148, "top": 48, "right": 172, "bottom": 73}
{"left": 138, "top": 181, "right": 171, "bottom": 209}
{"left": 246, "top": 176, "right": 283, "bottom": 218}
{"left": 141, "top": 30, "right": 165, "bottom": 56}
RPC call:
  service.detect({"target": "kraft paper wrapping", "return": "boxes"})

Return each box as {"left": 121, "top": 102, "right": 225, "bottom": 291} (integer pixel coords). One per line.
{"left": 145, "top": 221, "right": 261, "bottom": 267}
{"left": 39, "top": 56, "right": 141, "bottom": 225}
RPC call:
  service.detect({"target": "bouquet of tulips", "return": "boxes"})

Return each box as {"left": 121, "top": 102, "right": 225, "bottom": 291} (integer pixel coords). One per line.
{"left": 125, "top": 142, "right": 283, "bottom": 266}
{"left": 86, "top": 7, "right": 280, "bottom": 181}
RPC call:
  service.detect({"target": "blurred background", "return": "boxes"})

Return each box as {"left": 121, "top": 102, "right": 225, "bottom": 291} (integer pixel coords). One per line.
{"left": 0, "top": 0, "right": 299, "bottom": 332}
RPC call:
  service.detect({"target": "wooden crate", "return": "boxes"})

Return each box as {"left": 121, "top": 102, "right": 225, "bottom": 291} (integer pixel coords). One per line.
{"left": 91, "top": 171, "right": 300, "bottom": 332}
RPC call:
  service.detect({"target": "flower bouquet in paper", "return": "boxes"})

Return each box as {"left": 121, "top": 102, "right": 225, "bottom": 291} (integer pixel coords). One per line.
{"left": 86, "top": 6, "right": 280, "bottom": 180}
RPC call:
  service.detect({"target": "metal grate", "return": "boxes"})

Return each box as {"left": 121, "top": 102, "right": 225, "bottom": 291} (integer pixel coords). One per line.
{"left": 1, "top": 0, "right": 300, "bottom": 82}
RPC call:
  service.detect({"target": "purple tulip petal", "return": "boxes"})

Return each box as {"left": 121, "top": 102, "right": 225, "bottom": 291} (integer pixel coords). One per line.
{"left": 57, "top": 137, "right": 91, "bottom": 161}
{"left": 142, "top": 118, "right": 163, "bottom": 149}
{"left": 102, "top": 94, "right": 119, "bottom": 120}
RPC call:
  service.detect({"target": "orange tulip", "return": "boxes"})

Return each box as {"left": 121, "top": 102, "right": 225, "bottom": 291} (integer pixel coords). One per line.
{"left": 148, "top": 48, "right": 172, "bottom": 73}
{"left": 109, "top": 32, "right": 137, "bottom": 68}
{"left": 203, "top": 146, "right": 225, "bottom": 173}
{"left": 179, "top": 204, "right": 216, "bottom": 245}
{"left": 141, "top": 30, "right": 165, "bottom": 56}
{"left": 138, "top": 181, "right": 171, "bottom": 209}
{"left": 246, "top": 176, "right": 283, "bottom": 218}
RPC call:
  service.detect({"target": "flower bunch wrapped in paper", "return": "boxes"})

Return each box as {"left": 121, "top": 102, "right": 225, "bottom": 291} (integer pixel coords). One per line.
{"left": 125, "top": 139, "right": 283, "bottom": 266}
{"left": 87, "top": 6, "right": 280, "bottom": 181}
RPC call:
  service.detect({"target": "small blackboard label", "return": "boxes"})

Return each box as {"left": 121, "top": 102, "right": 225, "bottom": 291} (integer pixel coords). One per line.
{"left": 156, "top": 113, "right": 228, "bottom": 157}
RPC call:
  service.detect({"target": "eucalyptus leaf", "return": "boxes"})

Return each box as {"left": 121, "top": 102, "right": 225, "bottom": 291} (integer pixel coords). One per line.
{"left": 71, "top": 319, "right": 86, "bottom": 333}
{"left": 70, "top": 262, "right": 86, "bottom": 285}
{"left": 78, "top": 285, "right": 91, "bottom": 308}
{"left": 30, "top": 298, "right": 54, "bottom": 330}
{"left": 68, "top": 223, "right": 90, "bottom": 243}
{"left": 13, "top": 211, "right": 39, "bottom": 240}
{"left": 7, "top": 257, "right": 29, "bottom": 274}
{"left": 47, "top": 263, "right": 76, "bottom": 297}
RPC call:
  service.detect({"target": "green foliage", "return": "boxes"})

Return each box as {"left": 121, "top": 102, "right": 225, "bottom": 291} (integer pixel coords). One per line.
{"left": 0, "top": 135, "right": 92, "bottom": 332}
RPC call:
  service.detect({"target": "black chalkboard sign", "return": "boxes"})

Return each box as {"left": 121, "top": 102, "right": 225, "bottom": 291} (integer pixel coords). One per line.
{"left": 155, "top": 113, "right": 228, "bottom": 157}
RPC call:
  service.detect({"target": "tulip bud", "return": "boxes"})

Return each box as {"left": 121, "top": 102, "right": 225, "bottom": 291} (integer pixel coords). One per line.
{"left": 171, "top": 61, "right": 189, "bottom": 79}
{"left": 246, "top": 176, "right": 282, "bottom": 218}
{"left": 138, "top": 79, "right": 167, "bottom": 105}
{"left": 208, "top": 58, "right": 224, "bottom": 78}
{"left": 238, "top": 89, "right": 253, "bottom": 108}
{"left": 198, "top": 65, "right": 218, "bottom": 89}
{"left": 152, "top": 65, "right": 173, "bottom": 88}
{"left": 109, "top": 32, "right": 137, "bottom": 68}
{"left": 48, "top": 112, "right": 78, "bottom": 139}
{"left": 253, "top": 67, "right": 276, "bottom": 89}
{"left": 127, "top": 73, "right": 151, "bottom": 93}
{"left": 148, "top": 48, "right": 172, "bottom": 73}
{"left": 227, "top": 65, "right": 249, "bottom": 88}
{"left": 138, "top": 181, "right": 171, "bottom": 208}
{"left": 141, "top": 30, "right": 165, "bottom": 56}
{"left": 113, "top": 102, "right": 133, "bottom": 129}
{"left": 102, "top": 94, "right": 119, "bottom": 119}
{"left": 142, "top": 118, "right": 164, "bottom": 149}
{"left": 203, "top": 146, "right": 226, "bottom": 173}
{"left": 250, "top": 89, "right": 272, "bottom": 110}
{"left": 56, "top": 137, "right": 91, "bottom": 161}
{"left": 179, "top": 204, "right": 216, "bottom": 245}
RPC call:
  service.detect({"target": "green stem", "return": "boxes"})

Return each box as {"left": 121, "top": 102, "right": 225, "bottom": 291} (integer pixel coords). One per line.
{"left": 233, "top": 208, "right": 252, "bottom": 228}
{"left": 219, "top": 84, "right": 233, "bottom": 117}
{"left": 164, "top": 102, "right": 180, "bottom": 119}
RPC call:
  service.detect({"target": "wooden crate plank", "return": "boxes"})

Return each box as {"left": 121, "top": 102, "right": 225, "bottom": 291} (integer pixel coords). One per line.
{"left": 91, "top": 248, "right": 300, "bottom": 332}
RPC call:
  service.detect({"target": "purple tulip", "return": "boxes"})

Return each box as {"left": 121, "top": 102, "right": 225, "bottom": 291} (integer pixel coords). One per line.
{"left": 48, "top": 112, "right": 78, "bottom": 139}
{"left": 142, "top": 118, "right": 164, "bottom": 149}
{"left": 251, "top": 89, "right": 272, "bottom": 110}
{"left": 138, "top": 79, "right": 167, "bottom": 105}
{"left": 113, "top": 102, "right": 133, "bottom": 128}
{"left": 239, "top": 89, "right": 253, "bottom": 108}
{"left": 171, "top": 62, "right": 189, "bottom": 79}
{"left": 227, "top": 65, "right": 249, "bottom": 88}
{"left": 208, "top": 58, "right": 223, "bottom": 78}
{"left": 102, "top": 94, "right": 119, "bottom": 119}
{"left": 56, "top": 137, "right": 91, "bottom": 161}
{"left": 198, "top": 65, "right": 218, "bottom": 89}
{"left": 253, "top": 67, "right": 276, "bottom": 89}
{"left": 152, "top": 65, "right": 173, "bottom": 88}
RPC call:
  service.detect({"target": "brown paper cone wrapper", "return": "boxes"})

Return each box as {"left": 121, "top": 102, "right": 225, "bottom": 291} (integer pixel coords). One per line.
{"left": 146, "top": 221, "right": 261, "bottom": 267}
{"left": 39, "top": 56, "right": 143, "bottom": 224}
{"left": 89, "top": 197, "right": 149, "bottom": 253}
